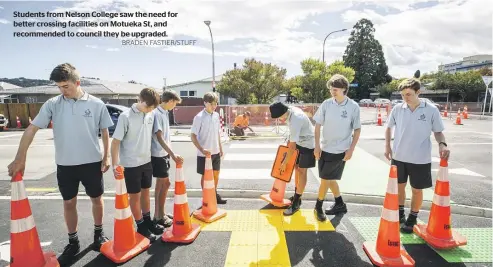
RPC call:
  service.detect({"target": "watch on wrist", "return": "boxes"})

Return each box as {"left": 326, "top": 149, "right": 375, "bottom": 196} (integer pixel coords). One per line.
{"left": 439, "top": 142, "right": 447, "bottom": 147}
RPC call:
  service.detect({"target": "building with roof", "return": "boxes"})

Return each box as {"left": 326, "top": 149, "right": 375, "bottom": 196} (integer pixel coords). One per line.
{"left": 166, "top": 74, "right": 236, "bottom": 104}
{"left": 438, "top": 54, "right": 492, "bottom": 74}
{"left": 2, "top": 78, "right": 156, "bottom": 106}
{"left": 0, "top": 82, "right": 22, "bottom": 103}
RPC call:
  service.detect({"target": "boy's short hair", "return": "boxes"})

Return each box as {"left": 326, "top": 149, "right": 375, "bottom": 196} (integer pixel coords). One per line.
{"left": 161, "top": 89, "right": 182, "bottom": 103}
{"left": 50, "top": 63, "right": 79, "bottom": 83}
{"left": 203, "top": 92, "right": 219, "bottom": 103}
{"left": 327, "top": 74, "right": 349, "bottom": 90}
{"left": 398, "top": 78, "right": 421, "bottom": 92}
{"left": 139, "top": 87, "right": 160, "bottom": 107}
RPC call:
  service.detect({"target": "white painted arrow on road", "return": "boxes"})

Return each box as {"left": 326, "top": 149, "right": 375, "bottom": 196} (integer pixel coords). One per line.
{"left": 432, "top": 168, "right": 485, "bottom": 177}
{"left": 0, "top": 240, "right": 52, "bottom": 263}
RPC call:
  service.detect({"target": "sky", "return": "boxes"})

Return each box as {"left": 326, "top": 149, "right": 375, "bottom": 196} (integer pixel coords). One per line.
{"left": 0, "top": 0, "right": 491, "bottom": 89}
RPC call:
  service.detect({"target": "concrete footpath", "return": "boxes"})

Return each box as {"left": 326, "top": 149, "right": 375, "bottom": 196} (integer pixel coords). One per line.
{"left": 0, "top": 198, "right": 490, "bottom": 267}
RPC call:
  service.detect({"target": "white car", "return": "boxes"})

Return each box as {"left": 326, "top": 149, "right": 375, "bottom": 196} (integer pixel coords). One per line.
{"left": 374, "top": 98, "right": 391, "bottom": 106}
{"left": 0, "top": 114, "right": 9, "bottom": 131}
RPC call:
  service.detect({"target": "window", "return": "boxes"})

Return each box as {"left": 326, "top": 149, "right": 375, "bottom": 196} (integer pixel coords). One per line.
{"left": 180, "top": 91, "right": 187, "bottom": 97}
{"left": 188, "top": 91, "right": 197, "bottom": 97}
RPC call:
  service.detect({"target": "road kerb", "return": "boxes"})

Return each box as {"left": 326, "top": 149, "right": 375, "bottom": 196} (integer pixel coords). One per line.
{"left": 5, "top": 188, "right": 490, "bottom": 219}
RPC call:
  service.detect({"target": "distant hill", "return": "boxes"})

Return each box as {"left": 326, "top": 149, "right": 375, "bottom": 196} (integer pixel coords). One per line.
{"left": 0, "top": 78, "right": 52, "bottom": 87}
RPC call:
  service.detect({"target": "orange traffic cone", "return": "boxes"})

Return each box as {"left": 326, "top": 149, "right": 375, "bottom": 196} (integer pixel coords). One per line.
{"left": 192, "top": 155, "right": 227, "bottom": 223}
{"left": 260, "top": 178, "right": 291, "bottom": 207}
{"left": 16, "top": 116, "right": 21, "bottom": 128}
{"left": 363, "top": 165, "right": 415, "bottom": 267}
{"left": 100, "top": 166, "right": 150, "bottom": 263}
{"left": 462, "top": 106, "right": 468, "bottom": 119}
{"left": 454, "top": 109, "right": 463, "bottom": 125}
{"left": 413, "top": 158, "right": 467, "bottom": 249}
{"left": 162, "top": 162, "right": 201, "bottom": 243}
{"left": 9, "top": 172, "right": 59, "bottom": 267}
{"left": 264, "top": 112, "right": 270, "bottom": 126}
{"left": 377, "top": 112, "right": 383, "bottom": 126}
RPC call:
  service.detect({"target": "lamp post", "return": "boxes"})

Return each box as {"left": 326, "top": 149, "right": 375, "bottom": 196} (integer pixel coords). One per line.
{"left": 204, "top": 20, "right": 216, "bottom": 92}
{"left": 322, "top": 28, "right": 347, "bottom": 63}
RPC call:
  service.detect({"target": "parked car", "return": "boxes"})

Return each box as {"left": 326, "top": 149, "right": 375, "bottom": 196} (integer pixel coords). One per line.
{"left": 420, "top": 98, "right": 443, "bottom": 110}
{"left": 105, "top": 104, "right": 129, "bottom": 136}
{"left": 391, "top": 99, "right": 403, "bottom": 106}
{"left": 359, "top": 99, "right": 373, "bottom": 104}
{"left": 374, "top": 98, "right": 391, "bottom": 106}
{"left": 0, "top": 113, "right": 8, "bottom": 131}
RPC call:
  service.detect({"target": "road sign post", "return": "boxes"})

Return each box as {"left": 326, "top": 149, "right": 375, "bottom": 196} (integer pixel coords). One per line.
{"left": 481, "top": 76, "right": 492, "bottom": 119}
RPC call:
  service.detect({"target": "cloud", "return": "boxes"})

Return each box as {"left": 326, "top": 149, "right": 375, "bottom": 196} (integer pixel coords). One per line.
{"left": 0, "top": 6, "right": 3, "bottom": 10}
{"left": 86, "top": 45, "right": 98, "bottom": 49}
{"left": 341, "top": 0, "right": 492, "bottom": 77}
{"left": 42, "top": 0, "right": 492, "bottom": 79}
{"left": 0, "top": 19, "right": 9, "bottom": 24}
{"left": 106, "top": 47, "right": 120, "bottom": 52}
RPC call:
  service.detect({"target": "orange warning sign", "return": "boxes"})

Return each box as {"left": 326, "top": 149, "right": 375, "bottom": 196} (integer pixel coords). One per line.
{"left": 271, "top": 145, "right": 299, "bottom": 183}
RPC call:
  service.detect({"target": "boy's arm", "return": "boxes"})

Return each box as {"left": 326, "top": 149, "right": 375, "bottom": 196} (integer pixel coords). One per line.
{"left": 110, "top": 115, "right": 127, "bottom": 169}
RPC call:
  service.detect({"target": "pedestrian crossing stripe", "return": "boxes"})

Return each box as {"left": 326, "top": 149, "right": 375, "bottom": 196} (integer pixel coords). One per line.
{"left": 223, "top": 153, "right": 274, "bottom": 161}
{"left": 219, "top": 169, "right": 273, "bottom": 180}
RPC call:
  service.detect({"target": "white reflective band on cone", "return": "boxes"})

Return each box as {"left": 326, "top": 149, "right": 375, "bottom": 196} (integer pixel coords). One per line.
{"left": 381, "top": 208, "right": 399, "bottom": 222}
{"left": 433, "top": 194, "right": 450, "bottom": 207}
{"left": 115, "top": 207, "right": 132, "bottom": 220}
{"left": 176, "top": 171, "right": 184, "bottom": 182}
{"left": 11, "top": 181, "right": 27, "bottom": 201}
{"left": 174, "top": 193, "right": 188, "bottom": 205}
{"left": 11, "top": 215, "right": 35, "bottom": 233}
{"left": 386, "top": 177, "right": 398, "bottom": 194}
{"left": 205, "top": 159, "right": 213, "bottom": 170}
{"left": 438, "top": 166, "right": 449, "bottom": 181}
{"left": 115, "top": 179, "right": 127, "bottom": 195}
{"left": 204, "top": 180, "right": 215, "bottom": 189}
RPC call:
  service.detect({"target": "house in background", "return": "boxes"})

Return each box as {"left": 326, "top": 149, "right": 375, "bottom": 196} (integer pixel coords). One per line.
{"left": 3, "top": 78, "right": 154, "bottom": 106}
{"left": 0, "top": 82, "right": 22, "bottom": 103}
{"left": 166, "top": 74, "right": 237, "bottom": 105}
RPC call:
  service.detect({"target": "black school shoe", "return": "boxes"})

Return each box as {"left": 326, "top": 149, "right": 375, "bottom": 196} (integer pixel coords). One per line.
{"left": 288, "top": 195, "right": 302, "bottom": 205}
{"left": 145, "top": 217, "right": 164, "bottom": 235}
{"left": 325, "top": 202, "right": 347, "bottom": 215}
{"left": 400, "top": 215, "right": 417, "bottom": 234}
{"left": 92, "top": 232, "right": 109, "bottom": 251}
{"left": 283, "top": 195, "right": 301, "bottom": 216}
{"left": 58, "top": 241, "right": 80, "bottom": 265}
{"left": 154, "top": 215, "right": 173, "bottom": 228}
{"left": 137, "top": 223, "right": 158, "bottom": 242}
{"left": 216, "top": 194, "right": 227, "bottom": 204}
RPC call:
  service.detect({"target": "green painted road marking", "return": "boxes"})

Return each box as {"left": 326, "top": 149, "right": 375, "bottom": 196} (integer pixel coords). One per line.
{"left": 433, "top": 228, "right": 492, "bottom": 263}
{"left": 311, "top": 147, "right": 439, "bottom": 203}
{"left": 349, "top": 217, "right": 425, "bottom": 244}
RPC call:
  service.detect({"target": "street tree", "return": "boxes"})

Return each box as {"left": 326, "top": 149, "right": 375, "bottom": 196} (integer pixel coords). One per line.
{"left": 343, "top": 18, "right": 389, "bottom": 99}
{"left": 216, "top": 58, "right": 287, "bottom": 104}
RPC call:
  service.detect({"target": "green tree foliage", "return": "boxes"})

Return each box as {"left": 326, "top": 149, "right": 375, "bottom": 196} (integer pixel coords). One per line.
{"left": 216, "top": 58, "right": 287, "bottom": 104}
{"left": 376, "top": 78, "right": 405, "bottom": 98}
{"left": 426, "top": 70, "right": 488, "bottom": 101}
{"left": 342, "top": 18, "right": 389, "bottom": 99}
{"left": 286, "top": 59, "right": 355, "bottom": 103}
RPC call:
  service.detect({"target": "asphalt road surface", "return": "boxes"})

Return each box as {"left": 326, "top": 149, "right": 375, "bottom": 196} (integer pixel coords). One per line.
{"left": 0, "top": 198, "right": 490, "bottom": 267}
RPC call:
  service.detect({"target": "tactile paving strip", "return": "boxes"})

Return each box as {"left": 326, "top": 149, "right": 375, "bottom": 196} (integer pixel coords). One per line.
{"left": 192, "top": 210, "right": 259, "bottom": 232}
{"left": 348, "top": 217, "right": 425, "bottom": 244}
{"left": 224, "top": 232, "right": 258, "bottom": 266}
{"left": 257, "top": 230, "right": 291, "bottom": 266}
{"left": 433, "top": 228, "right": 492, "bottom": 263}
{"left": 282, "top": 209, "right": 335, "bottom": 231}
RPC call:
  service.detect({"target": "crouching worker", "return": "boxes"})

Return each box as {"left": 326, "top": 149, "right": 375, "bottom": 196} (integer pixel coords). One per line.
{"left": 111, "top": 88, "right": 164, "bottom": 242}
{"left": 233, "top": 111, "right": 255, "bottom": 136}
{"left": 269, "top": 102, "right": 316, "bottom": 216}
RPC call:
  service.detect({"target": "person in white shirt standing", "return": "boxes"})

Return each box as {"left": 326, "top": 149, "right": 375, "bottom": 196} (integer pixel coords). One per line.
{"left": 385, "top": 77, "right": 450, "bottom": 233}
{"left": 151, "top": 89, "right": 184, "bottom": 228}
{"left": 191, "top": 92, "right": 226, "bottom": 204}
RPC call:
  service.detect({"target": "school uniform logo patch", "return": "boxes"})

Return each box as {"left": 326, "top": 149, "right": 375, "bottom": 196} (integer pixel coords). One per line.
{"left": 341, "top": 110, "right": 348, "bottom": 118}
{"left": 418, "top": 114, "right": 426, "bottom": 121}
{"left": 83, "top": 109, "right": 92, "bottom": 117}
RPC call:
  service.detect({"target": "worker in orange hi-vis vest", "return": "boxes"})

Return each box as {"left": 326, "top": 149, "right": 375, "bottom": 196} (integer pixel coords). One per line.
{"left": 233, "top": 111, "right": 255, "bottom": 136}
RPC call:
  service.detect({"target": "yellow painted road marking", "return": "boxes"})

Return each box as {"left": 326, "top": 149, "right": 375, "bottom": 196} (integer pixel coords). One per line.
{"left": 192, "top": 209, "right": 335, "bottom": 266}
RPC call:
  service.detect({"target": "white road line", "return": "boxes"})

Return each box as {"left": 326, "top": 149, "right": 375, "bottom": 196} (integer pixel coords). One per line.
{"left": 431, "top": 157, "right": 440, "bottom": 163}
{"left": 220, "top": 169, "right": 273, "bottom": 180}
{"left": 0, "top": 134, "right": 22, "bottom": 139}
{"left": 223, "top": 153, "right": 273, "bottom": 161}
{"left": 448, "top": 143, "right": 492, "bottom": 145}
{"left": 0, "top": 145, "right": 52, "bottom": 147}
{"left": 229, "top": 144, "right": 280, "bottom": 149}
{"left": 432, "top": 168, "right": 485, "bottom": 178}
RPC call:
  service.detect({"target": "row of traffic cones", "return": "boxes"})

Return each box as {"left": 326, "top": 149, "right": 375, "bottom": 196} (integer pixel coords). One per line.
{"left": 363, "top": 159, "right": 467, "bottom": 266}
{"left": 9, "top": 154, "right": 226, "bottom": 266}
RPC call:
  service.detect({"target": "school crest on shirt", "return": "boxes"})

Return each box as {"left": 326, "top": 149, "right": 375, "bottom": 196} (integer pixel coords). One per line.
{"left": 418, "top": 114, "right": 426, "bottom": 121}
{"left": 83, "top": 109, "right": 92, "bottom": 117}
{"left": 341, "top": 110, "right": 348, "bottom": 118}
{"left": 147, "top": 116, "right": 153, "bottom": 124}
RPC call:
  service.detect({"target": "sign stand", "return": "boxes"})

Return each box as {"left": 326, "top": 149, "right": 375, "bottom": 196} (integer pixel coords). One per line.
{"left": 481, "top": 76, "right": 492, "bottom": 119}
